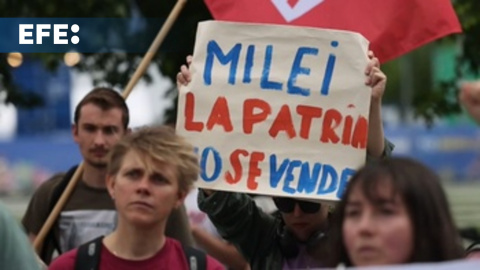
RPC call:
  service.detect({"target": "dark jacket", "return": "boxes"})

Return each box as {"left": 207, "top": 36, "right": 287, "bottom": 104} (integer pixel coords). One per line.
{"left": 198, "top": 139, "right": 395, "bottom": 270}
{"left": 199, "top": 191, "right": 285, "bottom": 270}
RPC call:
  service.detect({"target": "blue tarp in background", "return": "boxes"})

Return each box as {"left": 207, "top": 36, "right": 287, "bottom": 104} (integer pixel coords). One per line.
{"left": 1, "top": 125, "right": 479, "bottom": 194}
{"left": 386, "top": 125, "right": 480, "bottom": 181}
{"left": 0, "top": 136, "right": 81, "bottom": 194}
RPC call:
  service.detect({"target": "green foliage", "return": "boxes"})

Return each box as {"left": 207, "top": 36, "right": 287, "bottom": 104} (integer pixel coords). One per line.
{"left": 406, "top": 0, "right": 480, "bottom": 124}
{"left": 0, "top": 0, "right": 129, "bottom": 107}
{"left": 455, "top": 0, "right": 480, "bottom": 74}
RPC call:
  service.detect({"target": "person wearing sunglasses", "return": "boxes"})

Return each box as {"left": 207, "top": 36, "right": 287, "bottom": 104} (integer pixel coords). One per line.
{"left": 271, "top": 197, "right": 330, "bottom": 260}
{"left": 178, "top": 51, "right": 394, "bottom": 270}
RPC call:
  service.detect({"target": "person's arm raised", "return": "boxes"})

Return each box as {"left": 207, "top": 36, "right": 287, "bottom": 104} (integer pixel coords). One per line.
{"left": 365, "top": 51, "right": 386, "bottom": 158}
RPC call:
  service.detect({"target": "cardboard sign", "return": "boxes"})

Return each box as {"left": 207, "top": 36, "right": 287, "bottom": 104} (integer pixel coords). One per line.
{"left": 177, "top": 21, "right": 371, "bottom": 201}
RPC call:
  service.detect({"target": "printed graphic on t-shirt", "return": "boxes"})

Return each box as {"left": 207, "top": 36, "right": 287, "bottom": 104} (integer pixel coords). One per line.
{"left": 58, "top": 210, "right": 117, "bottom": 253}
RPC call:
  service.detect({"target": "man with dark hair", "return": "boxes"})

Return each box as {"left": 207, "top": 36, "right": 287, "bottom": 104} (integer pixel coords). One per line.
{"left": 22, "top": 87, "right": 194, "bottom": 264}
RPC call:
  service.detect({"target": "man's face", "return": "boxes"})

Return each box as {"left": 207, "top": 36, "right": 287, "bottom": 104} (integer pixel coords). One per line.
{"left": 72, "top": 103, "right": 126, "bottom": 168}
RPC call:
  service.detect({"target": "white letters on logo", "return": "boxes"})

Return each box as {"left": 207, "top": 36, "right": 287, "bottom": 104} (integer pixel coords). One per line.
{"left": 19, "top": 24, "right": 34, "bottom": 44}
{"left": 54, "top": 24, "right": 69, "bottom": 45}
{"left": 18, "top": 24, "right": 80, "bottom": 45}
{"left": 271, "top": 0, "right": 325, "bottom": 22}
{"left": 36, "top": 24, "right": 51, "bottom": 45}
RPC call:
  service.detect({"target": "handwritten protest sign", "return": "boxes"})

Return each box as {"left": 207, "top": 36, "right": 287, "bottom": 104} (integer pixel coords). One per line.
{"left": 177, "top": 21, "right": 371, "bottom": 201}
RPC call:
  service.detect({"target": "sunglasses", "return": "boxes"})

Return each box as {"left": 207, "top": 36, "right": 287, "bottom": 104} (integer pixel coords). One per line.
{"left": 273, "top": 197, "right": 321, "bottom": 214}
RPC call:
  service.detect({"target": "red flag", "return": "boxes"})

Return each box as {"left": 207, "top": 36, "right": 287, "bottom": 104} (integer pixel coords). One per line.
{"left": 204, "top": 0, "right": 462, "bottom": 63}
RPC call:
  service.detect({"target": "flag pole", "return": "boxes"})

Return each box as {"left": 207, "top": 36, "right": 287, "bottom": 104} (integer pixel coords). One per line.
{"left": 33, "top": 0, "right": 188, "bottom": 254}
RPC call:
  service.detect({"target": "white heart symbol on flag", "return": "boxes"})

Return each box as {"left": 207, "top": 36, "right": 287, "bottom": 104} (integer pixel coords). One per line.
{"left": 272, "top": 0, "right": 325, "bottom": 22}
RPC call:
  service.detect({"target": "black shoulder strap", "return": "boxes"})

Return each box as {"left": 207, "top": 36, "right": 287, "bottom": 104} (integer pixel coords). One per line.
{"left": 49, "top": 165, "right": 79, "bottom": 212}
{"left": 183, "top": 246, "right": 207, "bottom": 270}
{"left": 74, "top": 238, "right": 206, "bottom": 270}
{"left": 40, "top": 165, "right": 79, "bottom": 262}
{"left": 74, "top": 236, "right": 104, "bottom": 270}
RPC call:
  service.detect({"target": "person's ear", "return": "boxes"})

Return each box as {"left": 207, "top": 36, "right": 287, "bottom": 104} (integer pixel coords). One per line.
{"left": 126, "top": 127, "right": 132, "bottom": 135}
{"left": 106, "top": 174, "right": 116, "bottom": 200}
{"left": 174, "top": 190, "right": 187, "bottom": 209}
{"left": 72, "top": 124, "right": 79, "bottom": 143}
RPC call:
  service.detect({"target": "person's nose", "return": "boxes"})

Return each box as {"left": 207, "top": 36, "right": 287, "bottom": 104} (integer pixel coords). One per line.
{"left": 93, "top": 131, "right": 106, "bottom": 146}
{"left": 292, "top": 203, "right": 303, "bottom": 217}
{"left": 357, "top": 211, "right": 375, "bottom": 236}
{"left": 136, "top": 176, "right": 151, "bottom": 196}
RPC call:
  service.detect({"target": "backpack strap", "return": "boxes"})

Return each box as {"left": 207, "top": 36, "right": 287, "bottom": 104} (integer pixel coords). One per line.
{"left": 74, "top": 236, "right": 104, "bottom": 270}
{"left": 40, "top": 165, "right": 79, "bottom": 262}
{"left": 49, "top": 165, "right": 79, "bottom": 212}
{"left": 183, "top": 246, "right": 207, "bottom": 270}
{"left": 74, "top": 237, "right": 206, "bottom": 270}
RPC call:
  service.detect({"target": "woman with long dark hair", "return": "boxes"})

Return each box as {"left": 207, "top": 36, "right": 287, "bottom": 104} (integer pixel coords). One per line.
{"left": 327, "top": 157, "right": 465, "bottom": 267}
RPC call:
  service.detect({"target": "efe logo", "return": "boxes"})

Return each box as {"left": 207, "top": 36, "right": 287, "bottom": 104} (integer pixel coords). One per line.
{"left": 19, "top": 24, "right": 80, "bottom": 45}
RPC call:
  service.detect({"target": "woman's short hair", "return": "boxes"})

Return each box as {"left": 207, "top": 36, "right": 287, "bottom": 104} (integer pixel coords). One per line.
{"left": 107, "top": 125, "right": 199, "bottom": 194}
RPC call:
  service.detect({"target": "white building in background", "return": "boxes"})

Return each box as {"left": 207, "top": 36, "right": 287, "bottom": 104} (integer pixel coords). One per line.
{"left": 70, "top": 65, "right": 173, "bottom": 129}
{"left": 0, "top": 102, "right": 17, "bottom": 141}
{"left": 0, "top": 64, "right": 173, "bottom": 141}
